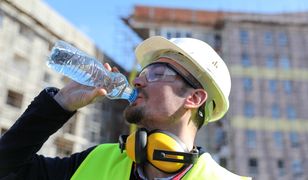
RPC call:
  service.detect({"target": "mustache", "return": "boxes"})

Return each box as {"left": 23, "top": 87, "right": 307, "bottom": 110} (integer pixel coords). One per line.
{"left": 137, "top": 88, "right": 148, "bottom": 99}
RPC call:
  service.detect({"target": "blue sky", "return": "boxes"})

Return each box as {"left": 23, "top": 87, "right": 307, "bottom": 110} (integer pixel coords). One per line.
{"left": 43, "top": 0, "right": 308, "bottom": 70}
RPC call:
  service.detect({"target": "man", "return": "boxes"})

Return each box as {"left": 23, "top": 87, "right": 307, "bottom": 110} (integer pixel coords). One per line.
{"left": 0, "top": 36, "right": 251, "bottom": 179}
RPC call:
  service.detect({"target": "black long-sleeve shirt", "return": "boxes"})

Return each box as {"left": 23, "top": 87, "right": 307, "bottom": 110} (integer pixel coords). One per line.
{"left": 0, "top": 89, "right": 197, "bottom": 180}
{"left": 0, "top": 89, "right": 96, "bottom": 180}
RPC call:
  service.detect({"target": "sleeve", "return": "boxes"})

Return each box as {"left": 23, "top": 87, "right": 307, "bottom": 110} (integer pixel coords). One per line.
{"left": 0, "top": 88, "right": 95, "bottom": 180}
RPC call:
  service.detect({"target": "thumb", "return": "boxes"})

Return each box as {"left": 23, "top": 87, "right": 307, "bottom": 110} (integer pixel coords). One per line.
{"left": 87, "top": 88, "right": 107, "bottom": 104}
{"left": 95, "top": 88, "right": 107, "bottom": 96}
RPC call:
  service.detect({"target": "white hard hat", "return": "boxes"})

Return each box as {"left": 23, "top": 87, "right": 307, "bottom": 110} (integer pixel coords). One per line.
{"left": 135, "top": 36, "right": 231, "bottom": 123}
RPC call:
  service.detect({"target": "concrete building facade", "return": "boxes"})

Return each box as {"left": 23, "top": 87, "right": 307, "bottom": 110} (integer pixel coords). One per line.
{"left": 125, "top": 5, "right": 308, "bottom": 179}
{"left": 0, "top": 0, "right": 129, "bottom": 158}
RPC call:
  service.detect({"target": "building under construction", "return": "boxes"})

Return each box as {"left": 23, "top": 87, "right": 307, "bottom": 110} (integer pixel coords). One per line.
{"left": 124, "top": 5, "right": 308, "bottom": 180}
{"left": 0, "top": 0, "right": 129, "bottom": 158}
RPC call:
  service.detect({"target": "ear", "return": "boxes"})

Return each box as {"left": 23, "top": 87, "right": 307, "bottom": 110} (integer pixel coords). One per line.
{"left": 184, "top": 89, "right": 207, "bottom": 109}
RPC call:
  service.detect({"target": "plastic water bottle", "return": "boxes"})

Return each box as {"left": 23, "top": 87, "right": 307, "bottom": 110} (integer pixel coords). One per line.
{"left": 47, "top": 40, "right": 137, "bottom": 103}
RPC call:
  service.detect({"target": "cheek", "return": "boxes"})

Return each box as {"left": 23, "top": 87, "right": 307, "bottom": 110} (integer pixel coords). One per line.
{"left": 150, "top": 86, "right": 170, "bottom": 102}
{"left": 150, "top": 86, "right": 184, "bottom": 110}
{"left": 150, "top": 92, "right": 168, "bottom": 108}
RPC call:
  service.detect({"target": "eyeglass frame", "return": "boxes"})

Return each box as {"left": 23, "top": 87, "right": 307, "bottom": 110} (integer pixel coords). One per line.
{"left": 138, "top": 62, "right": 201, "bottom": 89}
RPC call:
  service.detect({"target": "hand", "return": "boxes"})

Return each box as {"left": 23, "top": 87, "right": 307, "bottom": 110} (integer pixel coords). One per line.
{"left": 54, "top": 63, "right": 117, "bottom": 111}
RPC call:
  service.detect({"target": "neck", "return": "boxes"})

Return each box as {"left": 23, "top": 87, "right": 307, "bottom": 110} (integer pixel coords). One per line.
{"left": 142, "top": 109, "right": 198, "bottom": 150}
{"left": 143, "top": 163, "right": 174, "bottom": 179}
{"left": 163, "top": 125, "right": 196, "bottom": 150}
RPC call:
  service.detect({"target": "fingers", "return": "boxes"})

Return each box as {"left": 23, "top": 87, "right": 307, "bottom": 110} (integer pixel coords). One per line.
{"left": 67, "top": 79, "right": 107, "bottom": 98}
{"left": 112, "top": 66, "right": 119, "bottom": 72}
{"left": 54, "top": 64, "right": 121, "bottom": 111}
{"left": 103, "top": 63, "right": 119, "bottom": 72}
{"left": 87, "top": 87, "right": 108, "bottom": 104}
{"left": 95, "top": 87, "right": 107, "bottom": 96}
{"left": 92, "top": 87, "right": 107, "bottom": 99}
{"left": 67, "top": 80, "right": 91, "bottom": 90}
{"left": 103, "top": 63, "right": 112, "bottom": 71}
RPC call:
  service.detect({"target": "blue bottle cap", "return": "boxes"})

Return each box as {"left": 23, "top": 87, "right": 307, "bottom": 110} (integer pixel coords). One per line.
{"left": 128, "top": 88, "right": 138, "bottom": 104}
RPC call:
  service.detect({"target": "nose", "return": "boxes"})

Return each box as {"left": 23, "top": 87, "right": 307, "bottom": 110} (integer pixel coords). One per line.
{"left": 133, "top": 75, "right": 146, "bottom": 88}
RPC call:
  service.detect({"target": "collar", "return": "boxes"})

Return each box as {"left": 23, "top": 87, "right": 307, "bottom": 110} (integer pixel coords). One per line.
{"left": 134, "top": 163, "right": 193, "bottom": 180}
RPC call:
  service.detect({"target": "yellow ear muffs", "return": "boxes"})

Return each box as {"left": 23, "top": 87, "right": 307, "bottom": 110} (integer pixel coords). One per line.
{"left": 146, "top": 130, "right": 190, "bottom": 173}
{"left": 118, "top": 129, "right": 199, "bottom": 173}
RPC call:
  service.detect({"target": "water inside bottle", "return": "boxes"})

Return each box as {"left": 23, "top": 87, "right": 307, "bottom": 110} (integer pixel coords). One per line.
{"left": 48, "top": 64, "right": 95, "bottom": 86}
{"left": 47, "top": 40, "right": 138, "bottom": 103}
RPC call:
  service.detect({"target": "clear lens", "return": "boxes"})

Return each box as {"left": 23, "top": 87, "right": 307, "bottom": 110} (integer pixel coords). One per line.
{"left": 139, "top": 64, "right": 177, "bottom": 82}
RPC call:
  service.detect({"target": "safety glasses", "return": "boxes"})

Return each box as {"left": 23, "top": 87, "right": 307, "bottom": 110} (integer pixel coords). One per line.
{"left": 139, "top": 63, "right": 177, "bottom": 82}
{"left": 138, "top": 62, "right": 198, "bottom": 88}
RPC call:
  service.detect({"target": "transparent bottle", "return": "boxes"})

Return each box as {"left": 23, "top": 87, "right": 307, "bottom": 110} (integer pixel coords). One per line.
{"left": 47, "top": 40, "right": 137, "bottom": 103}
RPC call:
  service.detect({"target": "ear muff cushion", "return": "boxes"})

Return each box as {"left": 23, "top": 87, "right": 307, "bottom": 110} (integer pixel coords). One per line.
{"left": 125, "top": 132, "right": 136, "bottom": 162}
{"left": 135, "top": 129, "right": 147, "bottom": 163}
{"left": 147, "top": 131, "right": 188, "bottom": 173}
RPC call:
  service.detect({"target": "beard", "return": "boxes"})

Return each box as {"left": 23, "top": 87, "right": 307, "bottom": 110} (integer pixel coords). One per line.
{"left": 124, "top": 105, "right": 145, "bottom": 124}
{"left": 124, "top": 88, "right": 148, "bottom": 124}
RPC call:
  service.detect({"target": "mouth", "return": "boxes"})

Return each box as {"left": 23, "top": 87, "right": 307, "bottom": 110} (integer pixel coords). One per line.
{"left": 136, "top": 95, "right": 143, "bottom": 102}
{"left": 134, "top": 94, "right": 145, "bottom": 104}
{"left": 130, "top": 88, "right": 147, "bottom": 106}
{"left": 129, "top": 95, "right": 142, "bottom": 106}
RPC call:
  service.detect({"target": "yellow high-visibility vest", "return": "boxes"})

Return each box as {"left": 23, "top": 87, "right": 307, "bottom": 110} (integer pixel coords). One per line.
{"left": 71, "top": 144, "right": 251, "bottom": 180}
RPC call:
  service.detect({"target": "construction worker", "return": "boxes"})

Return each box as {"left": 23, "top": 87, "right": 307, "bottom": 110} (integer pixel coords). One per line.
{"left": 0, "top": 36, "right": 251, "bottom": 179}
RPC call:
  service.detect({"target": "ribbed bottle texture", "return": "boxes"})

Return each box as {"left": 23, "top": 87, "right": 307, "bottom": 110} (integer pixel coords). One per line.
{"left": 47, "top": 40, "right": 137, "bottom": 103}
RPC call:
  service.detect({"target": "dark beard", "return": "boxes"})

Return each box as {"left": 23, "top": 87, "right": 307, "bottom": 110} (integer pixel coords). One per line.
{"left": 124, "top": 105, "right": 145, "bottom": 124}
